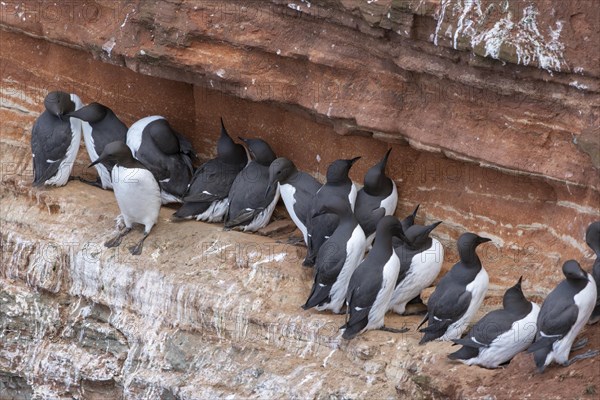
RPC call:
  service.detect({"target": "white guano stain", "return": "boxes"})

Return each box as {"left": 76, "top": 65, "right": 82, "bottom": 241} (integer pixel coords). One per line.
{"left": 434, "top": 0, "right": 566, "bottom": 73}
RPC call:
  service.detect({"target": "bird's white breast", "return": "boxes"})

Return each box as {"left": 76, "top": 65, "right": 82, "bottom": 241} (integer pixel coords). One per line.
{"left": 469, "top": 302, "right": 540, "bottom": 368}
{"left": 325, "top": 225, "right": 367, "bottom": 313}
{"left": 81, "top": 120, "right": 95, "bottom": 159}
{"left": 366, "top": 251, "right": 401, "bottom": 331}
{"left": 348, "top": 182, "right": 358, "bottom": 211}
{"left": 389, "top": 238, "right": 444, "bottom": 314}
{"left": 549, "top": 275, "right": 597, "bottom": 365}
{"left": 280, "top": 183, "right": 307, "bottom": 243}
{"left": 81, "top": 119, "right": 112, "bottom": 189}
{"left": 380, "top": 180, "right": 398, "bottom": 216}
{"left": 111, "top": 166, "right": 161, "bottom": 231}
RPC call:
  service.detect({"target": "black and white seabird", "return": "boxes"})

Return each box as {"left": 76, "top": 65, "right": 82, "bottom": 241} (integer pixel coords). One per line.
{"left": 448, "top": 277, "right": 540, "bottom": 368}
{"left": 393, "top": 204, "right": 426, "bottom": 313}
{"left": 172, "top": 119, "right": 248, "bottom": 222}
{"left": 302, "top": 196, "right": 367, "bottom": 314}
{"left": 341, "top": 216, "right": 409, "bottom": 339}
{"left": 267, "top": 157, "right": 321, "bottom": 244}
{"left": 89, "top": 141, "right": 161, "bottom": 255}
{"left": 586, "top": 221, "right": 600, "bottom": 324}
{"left": 304, "top": 157, "right": 360, "bottom": 266}
{"left": 355, "top": 149, "right": 398, "bottom": 247}
{"left": 418, "top": 232, "right": 492, "bottom": 344}
{"left": 66, "top": 102, "right": 128, "bottom": 189}
{"left": 31, "top": 91, "right": 83, "bottom": 187}
{"left": 388, "top": 221, "right": 444, "bottom": 315}
{"left": 527, "top": 260, "right": 598, "bottom": 372}
{"left": 224, "top": 137, "right": 280, "bottom": 232}
{"left": 126, "top": 116, "right": 195, "bottom": 203}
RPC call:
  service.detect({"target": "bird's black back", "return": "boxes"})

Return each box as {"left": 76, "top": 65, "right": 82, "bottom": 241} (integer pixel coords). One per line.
{"left": 343, "top": 217, "right": 399, "bottom": 339}
{"left": 137, "top": 119, "right": 194, "bottom": 198}
{"left": 536, "top": 279, "right": 588, "bottom": 338}
{"left": 354, "top": 190, "right": 388, "bottom": 238}
{"left": 427, "top": 262, "right": 481, "bottom": 320}
{"left": 226, "top": 161, "right": 277, "bottom": 226}
{"left": 31, "top": 111, "right": 73, "bottom": 185}
{"left": 305, "top": 181, "right": 353, "bottom": 264}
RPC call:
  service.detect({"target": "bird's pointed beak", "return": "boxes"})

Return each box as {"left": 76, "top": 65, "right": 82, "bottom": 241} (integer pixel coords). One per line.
{"left": 516, "top": 276, "right": 523, "bottom": 288}
{"left": 380, "top": 148, "right": 392, "bottom": 167}
{"left": 349, "top": 156, "right": 361, "bottom": 165}
{"left": 220, "top": 117, "right": 229, "bottom": 137}
{"left": 65, "top": 107, "right": 84, "bottom": 121}
{"left": 412, "top": 204, "right": 420, "bottom": 218}
{"left": 425, "top": 221, "right": 443, "bottom": 234}
{"left": 477, "top": 236, "right": 492, "bottom": 244}
{"left": 89, "top": 153, "right": 108, "bottom": 168}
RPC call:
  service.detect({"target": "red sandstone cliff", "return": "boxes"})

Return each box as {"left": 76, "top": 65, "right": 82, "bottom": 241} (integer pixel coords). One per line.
{"left": 1, "top": 1, "right": 599, "bottom": 397}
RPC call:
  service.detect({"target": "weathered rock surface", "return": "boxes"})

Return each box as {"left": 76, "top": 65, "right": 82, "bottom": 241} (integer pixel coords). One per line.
{"left": 1, "top": 0, "right": 598, "bottom": 188}
{"left": 1, "top": 27, "right": 598, "bottom": 292}
{"left": 0, "top": 180, "right": 443, "bottom": 398}
{"left": 2, "top": 180, "right": 599, "bottom": 399}
{"left": 2, "top": 171, "right": 600, "bottom": 399}
{"left": 1, "top": 0, "right": 599, "bottom": 398}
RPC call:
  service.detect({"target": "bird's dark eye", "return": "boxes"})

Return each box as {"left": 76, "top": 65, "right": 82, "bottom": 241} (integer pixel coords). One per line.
{"left": 277, "top": 171, "right": 281, "bottom": 175}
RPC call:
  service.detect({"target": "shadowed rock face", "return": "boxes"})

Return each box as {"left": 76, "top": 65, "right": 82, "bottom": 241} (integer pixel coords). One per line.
{"left": 0, "top": 0, "right": 599, "bottom": 397}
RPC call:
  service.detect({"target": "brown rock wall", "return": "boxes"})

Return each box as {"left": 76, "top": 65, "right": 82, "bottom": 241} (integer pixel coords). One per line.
{"left": 193, "top": 85, "right": 599, "bottom": 294}
{"left": 1, "top": 1, "right": 600, "bottom": 397}
{"left": 1, "top": 0, "right": 598, "bottom": 187}
{"left": 1, "top": 29, "right": 599, "bottom": 292}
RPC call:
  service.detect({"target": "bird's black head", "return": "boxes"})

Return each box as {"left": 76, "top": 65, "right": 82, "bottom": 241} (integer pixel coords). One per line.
{"left": 562, "top": 260, "right": 588, "bottom": 282}
{"left": 217, "top": 119, "right": 247, "bottom": 164}
{"left": 44, "top": 91, "right": 76, "bottom": 118}
{"left": 457, "top": 232, "right": 492, "bottom": 265}
{"left": 502, "top": 276, "right": 530, "bottom": 312}
{"left": 326, "top": 157, "right": 360, "bottom": 184}
{"left": 374, "top": 215, "right": 407, "bottom": 244}
{"left": 89, "top": 141, "right": 135, "bottom": 168}
{"left": 239, "top": 137, "right": 276, "bottom": 166}
{"left": 268, "top": 157, "right": 297, "bottom": 186}
{"left": 585, "top": 221, "right": 600, "bottom": 256}
{"left": 363, "top": 148, "right": 393, "bottom": 196}
{"left": 312, "top": 195, "right": 353, "bottom": 218}
{"left": 65, "top": 102, "right": 107, "bottom": 123}
{"left": 404, "top": 221, "right": 442, "bottom": 247}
